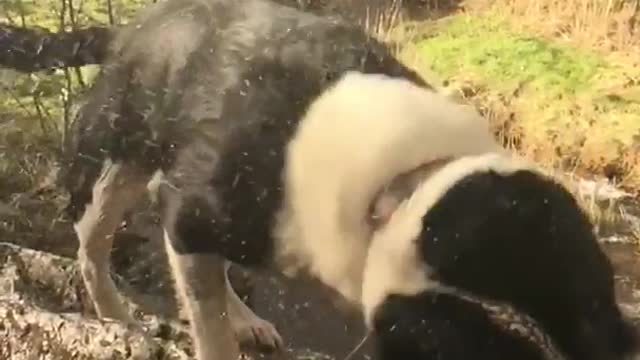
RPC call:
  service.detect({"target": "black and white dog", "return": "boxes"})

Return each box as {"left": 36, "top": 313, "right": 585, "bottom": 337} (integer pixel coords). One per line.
{"left": 62, "top": 0, "right": 640, "bottom": 359}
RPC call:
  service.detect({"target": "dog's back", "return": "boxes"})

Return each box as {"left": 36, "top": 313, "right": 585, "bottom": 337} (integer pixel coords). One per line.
{"left": 62, "top": 0, "right": 427, "bottom": 222}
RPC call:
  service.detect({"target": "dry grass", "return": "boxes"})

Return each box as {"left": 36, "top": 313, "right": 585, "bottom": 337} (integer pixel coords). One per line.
{"left": 365, "top": 2, "right": 640, "bottom": 239}
{"left": 451, "top": 0, "right": 640, "bottom": 235}
{"left": 432, "top": 74, "right": 637, "bottom": 235}
{"left": 451, "top": 1, "right": 640, "bottom": 192}
{"left": 467, "top": 0, "right": 640, "bottom": 57}
{"left": 421, "top": 17, "right": 637, "bottom": 182}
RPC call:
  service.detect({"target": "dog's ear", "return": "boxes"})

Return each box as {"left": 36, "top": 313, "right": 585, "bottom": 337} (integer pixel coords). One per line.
{"left": 370, "top": 158, "right": 453, "bottom": 228}
{"left": 370, "top": 191, "right": 402, "bottom": 227}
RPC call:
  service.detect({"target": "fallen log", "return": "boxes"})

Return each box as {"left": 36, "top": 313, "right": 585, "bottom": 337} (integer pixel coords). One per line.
{"left": 0, "top": 295, "right": 193, "bottom": 360}
{"left": 0, "top": 0, "right": 432, "bottom": 74}
{"left": 0, "top": 24, "right": 112, "bottom": 73}
{"left": 0, "top": 242, "right": 337, "bottom": 359}
{"left": 0, "top": 241, "right": 192, "bottom": 359}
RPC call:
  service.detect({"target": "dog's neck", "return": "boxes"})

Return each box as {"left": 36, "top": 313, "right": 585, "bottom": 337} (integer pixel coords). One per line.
{"left": 368, "top": 158, "right": 566, "bottom": 360}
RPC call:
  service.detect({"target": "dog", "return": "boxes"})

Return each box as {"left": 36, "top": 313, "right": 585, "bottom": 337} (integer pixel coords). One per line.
{"left": 363, "top": 152, "right": 640, "bottom": 359}
{"left": 61, "top": 0, "right": 640, "bottom": 359}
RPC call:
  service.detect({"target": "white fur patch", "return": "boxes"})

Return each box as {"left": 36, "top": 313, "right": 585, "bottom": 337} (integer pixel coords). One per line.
{"left": 275, "top": 71, "right": 502, "bottom": 306}
{"left": 361, "top": 151, "right": 544, "bottom": 327}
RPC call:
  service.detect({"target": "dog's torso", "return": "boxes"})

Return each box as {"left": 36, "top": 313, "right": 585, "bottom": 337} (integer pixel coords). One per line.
{"left": 64, "top": 0, "right": 499, "bottom": 305}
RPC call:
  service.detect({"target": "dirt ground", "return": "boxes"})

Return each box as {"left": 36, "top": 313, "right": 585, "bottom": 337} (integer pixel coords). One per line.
{"left": 0, "top": 192, "right": 376, "bottom": 360}
{"left": 1, "top": 189, "right": 640, "bottom": 360}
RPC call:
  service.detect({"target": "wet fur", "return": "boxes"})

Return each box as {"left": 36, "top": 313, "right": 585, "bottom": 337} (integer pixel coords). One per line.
{"left": 61, "top": 0, "right": 640, "bottom": 359}
{"left": 62, "top": 0, "right": 498, "bottom": 358}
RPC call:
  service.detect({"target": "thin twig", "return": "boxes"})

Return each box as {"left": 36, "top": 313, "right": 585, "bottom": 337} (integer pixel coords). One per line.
{"left": 107, "top": 0, "right": 115, "bottom": 25}
{"left": 31, "top": 92, "right": 50, "bottom": 135}
{"left": 66, "top": 0, "right": 87, "bottom": 89}
{"left": 0, "top": 83, "right": 36, "bottom": 119}
{"left": 343, "top": 332, "right": 370, "bottom": 360}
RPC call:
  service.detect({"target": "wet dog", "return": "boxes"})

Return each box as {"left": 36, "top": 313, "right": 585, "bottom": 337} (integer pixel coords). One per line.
{"left": 62, "top": 0, "right": 640, "bottom": 359}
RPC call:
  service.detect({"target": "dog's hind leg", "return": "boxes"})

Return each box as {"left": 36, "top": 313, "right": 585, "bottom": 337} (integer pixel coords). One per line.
{"left": 74, "top": 160, "right": 150, "bottom": 322}
{"left": 159, "top": 175, "right": 282, "bottom": 358}
{"left": 224, "top": 261, "right": 284, "bottom": 352}
{"left": 164, "top": 231, "right": 239, "bottom": 360}
{"left": 160, "top": 185, "right": 239, "bottom": 360}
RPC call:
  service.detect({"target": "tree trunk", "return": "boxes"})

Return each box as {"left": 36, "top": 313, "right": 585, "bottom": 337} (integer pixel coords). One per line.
{"left": 0, "top": 295, "right": 195, "bottom": 360}
{"left": 0, "top": 1, "right": 434, "bottom": 74}
{"left": 0, "top": 241, "right": 334, "bottom": 360}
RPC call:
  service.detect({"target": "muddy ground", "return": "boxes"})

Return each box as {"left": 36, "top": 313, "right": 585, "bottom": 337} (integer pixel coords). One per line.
{"left": 1, "top": 182, "right": 640, "bottom": 360}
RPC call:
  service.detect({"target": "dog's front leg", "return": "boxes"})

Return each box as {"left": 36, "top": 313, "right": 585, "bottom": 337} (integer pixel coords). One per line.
{"left": 164, "top": 231, "right": 239, "bottom": 360}
{"left": 74, "top": 160, "right": 149, "bottom": 323}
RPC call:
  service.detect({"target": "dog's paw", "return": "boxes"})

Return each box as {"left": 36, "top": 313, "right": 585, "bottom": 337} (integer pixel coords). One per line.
{"left": 233, "top": 315, "right": 284, "bottom": 353}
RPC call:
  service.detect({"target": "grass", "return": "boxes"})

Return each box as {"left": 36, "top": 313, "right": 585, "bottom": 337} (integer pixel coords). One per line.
{"left": 381, "top": 7, "right": 640, "bottom": 240}
{"left": 418, "top": 17, "right": 605, "bottom": 96}
{"left": 395, "top": 14, "right": 640, "bottom": 195}
{"left": 473, "top": 0, "right": 640, "bottom": 55}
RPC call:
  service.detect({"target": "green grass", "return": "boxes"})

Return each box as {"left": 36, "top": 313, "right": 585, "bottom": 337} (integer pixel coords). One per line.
{"left": 418, "top": 16, "right": 606, "bottom": 97}
{"left": 411, "top": 15, "right": 640, "bottom": 168}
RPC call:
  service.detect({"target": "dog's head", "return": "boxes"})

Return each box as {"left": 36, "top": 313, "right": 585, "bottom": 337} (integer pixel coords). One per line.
{"left": 363, "top": 152, "right": 640, "bottom": 360}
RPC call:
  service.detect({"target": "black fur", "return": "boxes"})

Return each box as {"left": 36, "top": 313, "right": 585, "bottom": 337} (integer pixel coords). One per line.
{"left": 374, "top": 168, "right": 639, "bottom": 360}
{"left": 373, "top": 292, "right": 548, "bottom": 360}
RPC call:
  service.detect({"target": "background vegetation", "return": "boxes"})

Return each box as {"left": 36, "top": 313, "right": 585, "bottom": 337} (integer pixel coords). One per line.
{"left": 395, "top": 0, "right": 640, "bottom": 193}
{"left": 1, "top": 0, "right": 639, "bottom": 230}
